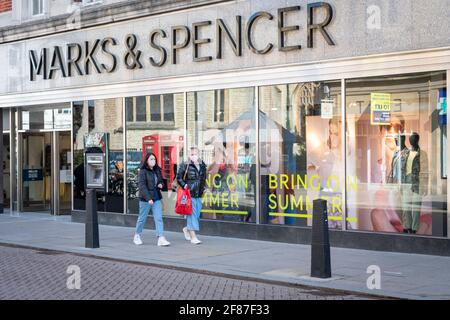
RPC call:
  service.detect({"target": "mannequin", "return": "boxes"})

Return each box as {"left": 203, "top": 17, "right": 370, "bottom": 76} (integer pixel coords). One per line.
{"left": 401, "top": 132, "right": 428, "bottom": 234}
{"left": 388, "top": 134, "right": 408, "bottom": 184}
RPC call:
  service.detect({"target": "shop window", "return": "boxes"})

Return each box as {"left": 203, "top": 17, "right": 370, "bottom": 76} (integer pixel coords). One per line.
{"left": 346, "top": 71, "right": 447, "bottom": 237}
{"left": 259, "top": 81, "right": 343, "bottom": 228}
{"left": 187, "top": 87, "right": 256, "bottom": 223}
{"left": 126, "top": 93, "right": 185, "bottom": 215}
{"left": 73, "top": 99, "right": 124, "bottom": 213}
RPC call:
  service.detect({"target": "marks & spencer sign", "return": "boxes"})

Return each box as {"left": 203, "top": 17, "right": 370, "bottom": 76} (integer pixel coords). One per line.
{"left": 28, "top": 2, "right": 335, "bottom": 81}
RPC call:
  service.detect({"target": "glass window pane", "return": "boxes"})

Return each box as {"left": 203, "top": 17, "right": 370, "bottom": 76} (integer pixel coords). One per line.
{"left": 73, "top": 99, "right": 124, "bottom": 213}
{"left": 53, "top": 108, "right": 72, "bottom": 130}
{"left": 125, "top": 97, "right": 134, "bottom": 122}
{"left": 3, "top": 109, "right": 9, "bottom": 131}
{"left": 259, "top": 81, "right": 343, "bottom": 228}
{"left": 33, "top": 0, "right": 43, "bottom": 15}
{"left": 346, "top": 71, "right": 447, "bottom": 237}
{"left": 88, "top": 100, "right": 95, "bottom": 131}
{"left": 126, "top": 93, "right": 185, "bottom": 215}
{"left": 163, "top": 94, "right": 174, "bottom": 122}
{"left": 20, "top": 105, "right": 71, "bottom": 130}
{"left": 150, "top": 95, "right": 161, "bottom": 122}
{"left": 135, "top": 96, "right": 147, "bottom": 122}
{"left": 187, "top": 87, "right": 256, "bottom": 223}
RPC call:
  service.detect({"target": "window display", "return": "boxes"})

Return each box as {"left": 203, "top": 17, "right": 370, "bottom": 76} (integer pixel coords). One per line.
{"left": 186, "top": 88, "right": 256, "bottom": 222}
{"left": 71, "top": 71, "right": 447, "bottom": 239}
{"left": 346, "top": 72, "right": 447, "bottom": 235}
{"left": 258, "top": 81, "right": 347, "bottom": 228}
{"left": 126, "top": 93, "right": 185, "bottom": 215}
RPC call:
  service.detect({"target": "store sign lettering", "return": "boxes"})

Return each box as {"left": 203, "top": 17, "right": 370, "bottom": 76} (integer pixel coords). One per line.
{"left": 28, "top": 2, "right": 335, "bottom": 81}
{"left": 267, "top": 174, "right": 358, "bottom": 216}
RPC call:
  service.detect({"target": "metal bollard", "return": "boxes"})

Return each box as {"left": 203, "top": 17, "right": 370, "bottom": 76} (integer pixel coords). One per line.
{"left": 310, "top": 198, "right": 331, "bottom": 278}
{"left": 85, "top": 189, "right": 100, "bottom": 248}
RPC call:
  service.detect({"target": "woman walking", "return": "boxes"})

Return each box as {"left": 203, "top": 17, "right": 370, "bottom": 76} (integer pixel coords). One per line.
{"left": 177, "top": 146, "right": 207, "bottom": 244}
{"left": 133, "top": 153, "right": 170, "bottom": 247}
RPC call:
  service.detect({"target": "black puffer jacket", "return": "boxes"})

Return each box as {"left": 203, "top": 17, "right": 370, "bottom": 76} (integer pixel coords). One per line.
{"left": 177, "top": 161, "right": 207, "bottom": 198}
{"left": 138, "top": 165, "right": 164, "bottom": 202}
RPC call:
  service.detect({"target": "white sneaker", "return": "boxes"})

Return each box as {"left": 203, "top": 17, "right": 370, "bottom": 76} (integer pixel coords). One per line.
{"left": 133, "top": 234, "right": 143, "bottom": 245}
{"left": 157, "top": 236, "right": 171, "bottom": 247}
{"left": 182, "top": 227, "right": 191, "bottom": 241}
{"left": 190, "top": 237, "right": 202, "bottom": 245}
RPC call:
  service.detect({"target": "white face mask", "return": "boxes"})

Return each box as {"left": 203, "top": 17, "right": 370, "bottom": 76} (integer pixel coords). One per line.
{"left": 148, "top": 159, "right": 156, "bottom": 167}
{"left": 190, "top": 155, "right": 199, "bottom": 163}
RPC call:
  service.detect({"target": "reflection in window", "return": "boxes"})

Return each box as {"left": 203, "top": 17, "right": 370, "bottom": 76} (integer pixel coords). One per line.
{"left": 125, "top": 98, "right": 133, "bottom": 122}
{"left": 150, "top": 95, "right": 161, "bottom": 121}
{"left": 214, "top": 89, "right": 225, "bottom": 123}
{"left": 126, "top": 93, "right": 185, "bottom": 215}
{"left": 163, "top": 94, "right": 174, "bottom": 122}
{"left": 346, "top": 72, "right": 447, "bottom": 236}
{"left": 259, "top": 81, "right": 344, "bottom": 228}
{"left": 126, "top": 95, "right": 176, "bottom": 123}
{"left": 187, "top": 87, "right": 256, "bottom": 223}
{"left": 72, "top": 99, "right": 124, "bottom": 213}
{"left": 136, "top": 96, "right": 147, "bottom": 122}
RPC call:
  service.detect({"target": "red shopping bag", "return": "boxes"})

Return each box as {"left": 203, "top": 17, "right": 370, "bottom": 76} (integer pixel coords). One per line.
{"left": 175, "top": 186, "right": 192, "bottom": 215}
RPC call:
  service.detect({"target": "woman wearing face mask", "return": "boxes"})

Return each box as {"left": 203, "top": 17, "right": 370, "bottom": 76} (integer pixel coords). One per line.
{"left": 134, "top": 153, "right": 170, "bottom": 247}
{"left": 177, "top": 146, "right": 207, "bottom": 244}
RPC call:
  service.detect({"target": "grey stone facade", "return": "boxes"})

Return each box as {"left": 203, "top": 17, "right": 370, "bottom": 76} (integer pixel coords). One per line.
{"left": 1, "top": 0, "right": 449, "bottom": 97}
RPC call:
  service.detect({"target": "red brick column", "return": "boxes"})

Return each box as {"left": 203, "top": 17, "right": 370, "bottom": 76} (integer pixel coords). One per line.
{"left": 0, "top": 0, "right": 12, "bottom": 13}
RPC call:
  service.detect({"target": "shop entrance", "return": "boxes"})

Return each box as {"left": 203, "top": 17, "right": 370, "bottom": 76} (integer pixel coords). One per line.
{"left": 17, "top": 105, "right": 72, "bottom": 215}
{"left": 19, "top": 131, "right": 71, "bottom": 215}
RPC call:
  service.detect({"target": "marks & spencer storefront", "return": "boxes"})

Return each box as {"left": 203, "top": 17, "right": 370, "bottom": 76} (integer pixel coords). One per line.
{"left": 0, "top": 0, "right": 449, "bottom": 255}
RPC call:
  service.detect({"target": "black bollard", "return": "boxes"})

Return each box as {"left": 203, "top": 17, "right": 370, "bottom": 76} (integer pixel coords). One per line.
{"left": 310, "top": 198, "right": 331, "bottom": 278}
{"left": 85, "top": 189, "right": 100, "bottom": 248}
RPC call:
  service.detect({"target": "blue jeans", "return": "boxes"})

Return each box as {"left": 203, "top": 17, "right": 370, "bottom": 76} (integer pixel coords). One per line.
{"left": 135, "top": 200, "right": 164, "bottom": 237}
{"left": 187, "top": 197, "right": 202, "bottom": 231}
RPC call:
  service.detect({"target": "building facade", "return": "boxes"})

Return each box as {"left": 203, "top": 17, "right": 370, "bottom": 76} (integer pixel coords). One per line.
{"left": 0, "top": 0, "right": 449, "bottom": 255}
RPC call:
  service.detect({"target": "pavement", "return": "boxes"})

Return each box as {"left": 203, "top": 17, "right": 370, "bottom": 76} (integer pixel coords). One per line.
{"left": 0, "top": 211, "right": 449, "bottom": 300}
{"left": 0, "top": 245, "right": 367, "bottom": 300}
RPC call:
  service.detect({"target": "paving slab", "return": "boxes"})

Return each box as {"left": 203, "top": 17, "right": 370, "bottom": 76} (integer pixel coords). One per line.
{"left": 1, "top": 211, "right": 449, "bottom": 300}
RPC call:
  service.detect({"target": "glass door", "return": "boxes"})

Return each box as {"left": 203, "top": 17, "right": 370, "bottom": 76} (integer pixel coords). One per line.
{"left": 55, "top": 131, "right": 72, "bottom": 215}
{"left": 20, "top": 132, "right": 52, "bottom": 212}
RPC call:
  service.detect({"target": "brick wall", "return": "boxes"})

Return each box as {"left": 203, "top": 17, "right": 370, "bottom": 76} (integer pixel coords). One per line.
{"left": 0, "top": 0, "right": 12, "bottom": 13}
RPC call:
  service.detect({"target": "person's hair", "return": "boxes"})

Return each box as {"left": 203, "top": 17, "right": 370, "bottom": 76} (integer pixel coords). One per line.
{"left": 141, "top": 152, "right": 159, "bottom": 169}
{"left": 190, "top": 145, "right": 199, "bottom": 152}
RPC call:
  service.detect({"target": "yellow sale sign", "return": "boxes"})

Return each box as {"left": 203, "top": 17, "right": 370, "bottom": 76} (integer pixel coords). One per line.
{"left": 371, "top": 93, "right": 391, "bottom": 125}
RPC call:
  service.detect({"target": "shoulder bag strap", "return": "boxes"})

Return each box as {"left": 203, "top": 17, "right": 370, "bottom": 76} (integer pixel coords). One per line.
{"left": 183, "top": 162, "right": 189, "bottom": 181}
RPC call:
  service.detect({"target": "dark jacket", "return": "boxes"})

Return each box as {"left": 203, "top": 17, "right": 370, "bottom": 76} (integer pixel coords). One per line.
{"left": 401, "top": 148, "right": 429, "bottom": 195}
{"left": 138, "top": 165, "right": 164, "bottom": 202}
{"left": 177, "top": 160, "right": 207, "bottom": 198}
